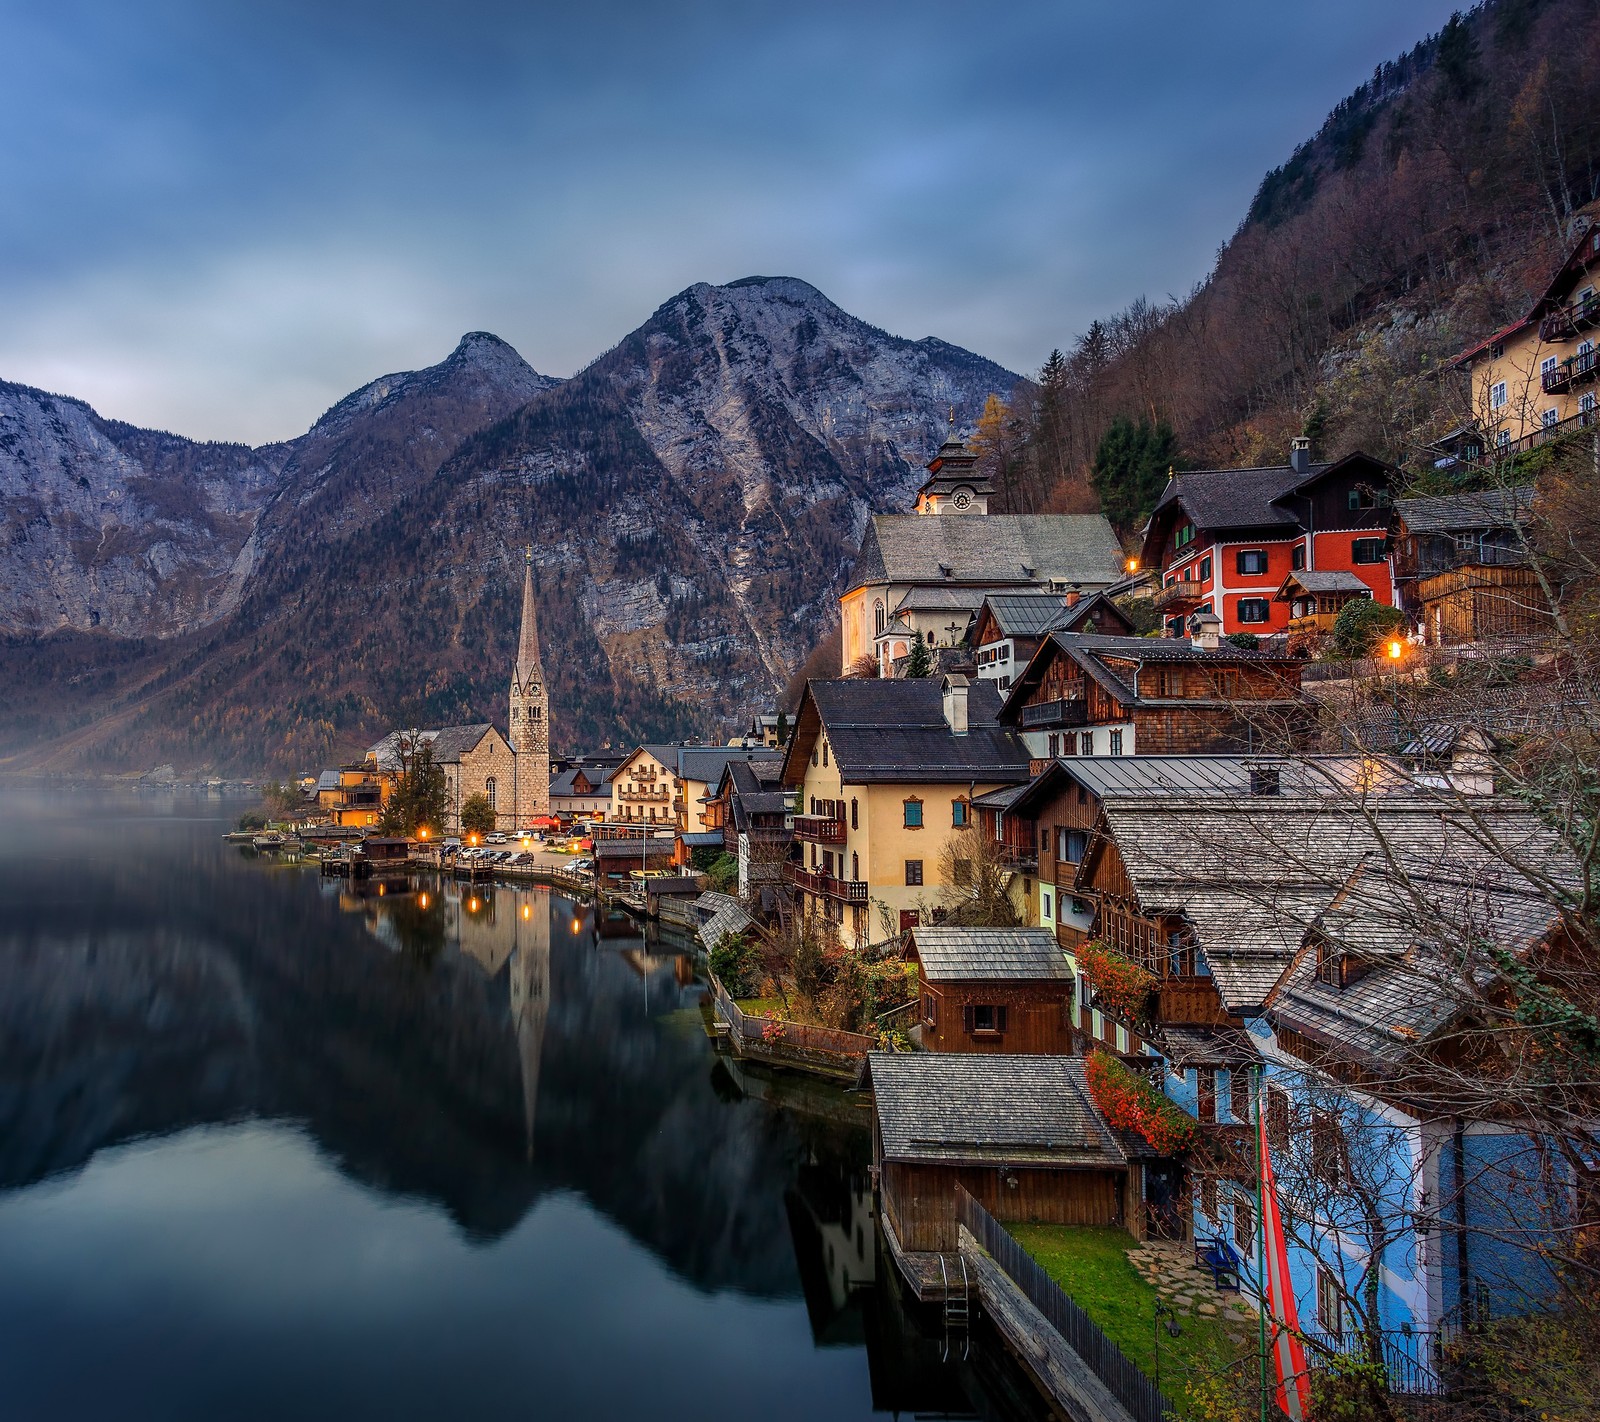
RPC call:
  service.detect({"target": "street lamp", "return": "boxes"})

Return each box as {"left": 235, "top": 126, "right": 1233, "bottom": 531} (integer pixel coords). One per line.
{"left": 1385, "top": 637, "right": 1406, "bottom": 751}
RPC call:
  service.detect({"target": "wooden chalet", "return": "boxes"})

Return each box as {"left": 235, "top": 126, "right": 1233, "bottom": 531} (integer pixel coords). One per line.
{"left": 1391, "top": 486, "right": 1549, "bottom": 644}
{"left": 971, "top": 590, "right": 1135, "bottom": 692}
{"left": 907, "top": 926, "right": 1076, "bottom": 1054}
{"left": 865, "top": 1052, "right": 1148, "bottom": 1299}
{"left": 996, "top": 630, "right": 1305, "bottom": 760}
{"left": 1273, "top": 568, "right": 1373, "bottom": 655}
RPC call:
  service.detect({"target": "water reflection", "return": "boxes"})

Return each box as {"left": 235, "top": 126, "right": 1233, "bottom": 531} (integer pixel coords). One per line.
{"left": 0, "top": 792, "right": 1053, "bottom": 1421}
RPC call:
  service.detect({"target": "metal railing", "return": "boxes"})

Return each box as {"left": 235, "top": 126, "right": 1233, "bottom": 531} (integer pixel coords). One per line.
{"left": 1539, "top": 292, "right": 1600, "bottom": 342}
{"left": 1303, "top": 1326, "right": 1447, "bottom": 1397}
{"left": 1541, "top": 348, "right": 1597, "bottom": 393}
{"left": 1020, "top": 697, "right": 1090, "bottom": 729}
{"left": 955, "top": 1186, "right": 1175, "bottom": 1422}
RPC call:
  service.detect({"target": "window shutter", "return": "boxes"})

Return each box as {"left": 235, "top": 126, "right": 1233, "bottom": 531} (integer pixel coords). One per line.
{"left": 962, "top": 1005, "right": 974, "bottom": 1033}
{"left": 996, "top": 1005, "right": 1008, "bottom": 1033}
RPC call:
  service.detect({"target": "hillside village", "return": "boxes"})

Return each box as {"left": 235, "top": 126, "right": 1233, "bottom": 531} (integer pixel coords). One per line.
{"left": 272, "top": 217, "right": 1600, "bottom": 1422}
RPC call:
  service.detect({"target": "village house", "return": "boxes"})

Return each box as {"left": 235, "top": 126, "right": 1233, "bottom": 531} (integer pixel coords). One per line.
{"left": 313, "top": 762, "right": 392, "bottom": 827}
{"left": 1272, "top": 568, "right": 1376, "bottom": 656}
{"left": 609, "top": 744, "right": 783, "bottom": 833}
{"left": 548, "top": 762, "right": 614, "bottom": 822}
{"left": 706, "top": 757, "right": 793, "bottom": 898}
{"left": 996, "top": 625, "right": 1305, "bottom": 760}
{"left": 907, "top": 925, "right": 1077, "bottom": 1055}
{"left": 970, "top": 590, "right": 1135, "bottom": 691}
{"left": 839, "top": 429, "right": 1125, "bottom": 675}
{"left": 1140, "top": 442, "right": 1401, "bottom": 638}
{"left": 1390, "top": 486, "right": 1547, "bottom": 644}
{"left": 1452, "top": 218, "right": 1600, "bottom": 451}
{"left": 865, "top": 1052, "right": 1150, "bottom": 1300}
{"left": 780, "top": 676, "right": 1031, "bottom": 944}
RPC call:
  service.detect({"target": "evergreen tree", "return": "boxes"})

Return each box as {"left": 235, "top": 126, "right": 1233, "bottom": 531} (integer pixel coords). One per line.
{"left": 378, "top": 734, "right": 448, "bottom": 837}
{"left": 460, "top": 793, "right": 496, "bottom": 836}
{"left": 903, "top": 634, "right": 934, "bottom": 679}
{"left": 1090, "top": 417, "right": 1182, "bottom": 533}
{"left": 1435, "top": 11, "right": 1481, "bottom": 101}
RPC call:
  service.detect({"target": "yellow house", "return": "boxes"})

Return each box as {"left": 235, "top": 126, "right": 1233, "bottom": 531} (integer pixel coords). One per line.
{"left": 1454, "top": 219, "right": 1600, "bottom": 451}
{"left": 315, "top": 763, "right": 393, "bottom": 826}
{"left": 780, "top": 676, "right": 1032, "bottom": 946}
{"left": 611, "top": 744, "right": 784, "bottom": 832}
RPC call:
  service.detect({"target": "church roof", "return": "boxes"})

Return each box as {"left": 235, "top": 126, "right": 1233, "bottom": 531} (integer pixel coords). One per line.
{"left": 514, "top": 548, "right": 543, "bottom": 688}
{"left": 847, "top": 513, "right": 1124, "bottom": 593}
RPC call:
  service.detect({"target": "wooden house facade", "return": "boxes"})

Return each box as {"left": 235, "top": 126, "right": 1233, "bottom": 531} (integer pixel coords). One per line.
{"left": 908, "top": 926, "right": 1076, "bottom": 1054}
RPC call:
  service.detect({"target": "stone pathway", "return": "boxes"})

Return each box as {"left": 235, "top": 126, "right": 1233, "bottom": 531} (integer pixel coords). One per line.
{"left": 1127, "top": 1241, "right": 1260, "bottom": 1347}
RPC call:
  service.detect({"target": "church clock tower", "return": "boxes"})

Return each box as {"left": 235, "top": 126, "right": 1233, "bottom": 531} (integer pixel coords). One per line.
{"left": 510, "top": 548, "right": 550, "bottom": 826}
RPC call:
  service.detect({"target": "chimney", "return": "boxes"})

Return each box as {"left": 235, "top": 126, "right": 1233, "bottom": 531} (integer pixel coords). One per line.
{"left": 1065, "top": 586, "right": 1081, "bottom": 608}
{"left": 1187, "top": 609, "right": 1221, "bottom": 651}
{"left": 942, "top": 674, "right": 970, "bottom": 736}
{"left": 1290, "top": 436, "right": 1311, "bottom": 476}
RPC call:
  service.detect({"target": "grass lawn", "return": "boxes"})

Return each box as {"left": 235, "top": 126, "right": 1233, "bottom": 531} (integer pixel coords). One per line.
{"left": 1007, "top": 1224, "right": 1251, "bottom": 1415}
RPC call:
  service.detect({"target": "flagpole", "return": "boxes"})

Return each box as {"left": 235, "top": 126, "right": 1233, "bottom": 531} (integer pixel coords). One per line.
{"left": 1255, "top": 1063, "right": 1269, "bottom": 1422}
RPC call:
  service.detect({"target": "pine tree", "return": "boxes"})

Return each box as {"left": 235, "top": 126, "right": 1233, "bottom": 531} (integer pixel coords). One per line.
{"left": 1090, "top": 417, "right": 1182, "bottom": 533}
{"left": 903, "top": 634, "right": 934, "bottom": 679}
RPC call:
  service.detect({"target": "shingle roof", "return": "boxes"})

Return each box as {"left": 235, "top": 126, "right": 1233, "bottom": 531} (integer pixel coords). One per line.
{"left": 550, "top": 766, "right": 613, "bottom": 797}
{"left": 1277, "top": 569, "right": 1371, "bottom": 596}
{"left": 911, "top": 926, "right": 1074, "bottom": 981}
{"left": 429, "top": 723, "right": 497, "bottom": 763}
{"left": 795, "top": 679, "right": 1031, "bottom": 785}
{"left": 1394, "top": 485, "right": 1535, "bottom": 536}
{"left": 850, "top": 513, "right": 1124, "bottom": 592}
{"left": 699, "top": 898, "right": 754, "bottom": 952}
{"left": 1150, "top": 464, "right": 1314, "bottom": 533}
{"left": 1153, "top": 1024, "right": 1262, "bottom": 1068}
{"left": 866, "top": 1053, "right": 1126, "bottom": 1167}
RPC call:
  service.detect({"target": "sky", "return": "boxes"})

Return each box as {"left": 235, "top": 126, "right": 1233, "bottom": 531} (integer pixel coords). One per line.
{"left": 0, "top": 0, "right": 1464, "bottom": 445}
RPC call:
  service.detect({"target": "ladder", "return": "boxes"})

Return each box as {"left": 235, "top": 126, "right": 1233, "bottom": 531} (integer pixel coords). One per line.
{"left": 939, "top": 1252, "right": 972, "bottom": 1361}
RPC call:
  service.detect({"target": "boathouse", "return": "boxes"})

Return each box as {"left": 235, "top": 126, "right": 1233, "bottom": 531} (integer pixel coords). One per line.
{"left": 907, "top": 926, "right": 1077, "bottom": 1054}
{"left": 865, "top": 1053, "right": 1139, "bottom": 1299}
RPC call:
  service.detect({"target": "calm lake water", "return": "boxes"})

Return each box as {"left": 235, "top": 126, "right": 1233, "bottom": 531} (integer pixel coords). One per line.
{"left": 0, "top": 791, "right": 1055, "bottom": 1421}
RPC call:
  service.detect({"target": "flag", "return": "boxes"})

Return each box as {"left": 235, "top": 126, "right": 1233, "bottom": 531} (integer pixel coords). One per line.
{"left": 1259, "top": 1107, "right": 1314, "bottom": 1420}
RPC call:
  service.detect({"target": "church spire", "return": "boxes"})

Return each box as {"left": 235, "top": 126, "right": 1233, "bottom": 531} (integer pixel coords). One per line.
{"left": 514, "top": 546, "right": 542, "bottom": 689}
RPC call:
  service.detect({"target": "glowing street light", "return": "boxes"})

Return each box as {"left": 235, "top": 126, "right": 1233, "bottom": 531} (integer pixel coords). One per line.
{"left": 1386, "top": 638, "right": 1405, "bottom": 661}
{"left": 1125, "top": 556, "right": 1139, "bottom": 574}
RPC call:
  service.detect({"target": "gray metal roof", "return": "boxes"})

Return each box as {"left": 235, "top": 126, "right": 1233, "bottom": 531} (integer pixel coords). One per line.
{"left": 850, "top": 513, "right": 1124, "bottom": 591}
{"left": 1394, "top": 485, "right": 1535, "bottom": 536}
{"left": 698, "top": 899, "right": 754, "bottom": 952}
{"left": 866, "top": 1053, "right": 1126, "bottom": 1167}
{"left": 894, "top": 586, "right": 991, "bottom": 613}
{"left": 315, "top": 769, "right": 342, "bottom": 792}
{"left": 911, "top": 926, "right": 1073, "bottom": 981}
{"left": 978, "top": 592, "right": 1076, "bottom": 637}
{"left": 1278, "top": 569, "right": 1371, "bottom": 596}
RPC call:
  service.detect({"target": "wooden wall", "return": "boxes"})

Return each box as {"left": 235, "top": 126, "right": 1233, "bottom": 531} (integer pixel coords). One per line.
{"left": 882, "top": 1161, "right": 1128, "bottom": 1252}
{"left": 922, "top": 980, "right": 1077, "bottom": 1055}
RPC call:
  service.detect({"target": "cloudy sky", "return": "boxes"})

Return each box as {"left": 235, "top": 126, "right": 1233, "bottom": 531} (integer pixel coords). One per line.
{"left": 1, "top": 0, "right": 1461, "bottom": 445}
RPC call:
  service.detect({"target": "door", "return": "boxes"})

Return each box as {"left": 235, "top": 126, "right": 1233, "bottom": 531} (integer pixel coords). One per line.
{"left": 1145, "top": 1161, "right": 1186, "bottom": 1240}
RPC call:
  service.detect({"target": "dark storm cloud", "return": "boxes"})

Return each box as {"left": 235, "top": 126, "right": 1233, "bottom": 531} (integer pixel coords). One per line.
{"left": 0, "top": 0, "right": 1461, "bottom": 442}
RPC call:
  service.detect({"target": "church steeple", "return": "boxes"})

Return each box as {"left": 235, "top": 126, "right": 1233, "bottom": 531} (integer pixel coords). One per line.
{"left": 510, "top": 547, "right": 550, "bottom": 826}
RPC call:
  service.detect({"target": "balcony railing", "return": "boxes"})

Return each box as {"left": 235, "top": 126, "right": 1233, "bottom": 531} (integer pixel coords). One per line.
{"left": 1539, "top": 293, "right": 1600, "bottom": 343}
{"left": 1542, "top": 348, "right": 1598, "bottom": 393}
{"left": 1020, "top": 697, "right": 1090, "bottom": 729}
{"left": 793, "top": 814, "right": 845, "bottom": 843}
{"left": 1493, "top": 403, "right": 1599, "bottom": 458}
{"left": 1154, "top": 581, "right": 1205, "bottom": 612}
{"left": 789, "top": 865, "right": 868, "bottom": 903}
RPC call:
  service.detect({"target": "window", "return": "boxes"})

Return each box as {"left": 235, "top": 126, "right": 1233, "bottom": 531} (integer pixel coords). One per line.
{"left": 1237, "top": 598, "right": 1270, "bottom": 624}
{"left": 1079, "top": 732, "right": 1094, "bottom": 756}
{"left": 850, "top": 798, "right": 858, "bottom": 829}
{"left": 1057, "top": 828, "right": 1088, "bottom": 864}
{"left": 1292, "top": 544, "right": 1306, "bottom": 570}
{"left": 874, "top": 600, "right": 885, "bottom": 635}
{"left": 1237, "top": 549, "right": 1268, "bottom": 576}
{"left": 1583, "top": 393, "right": 1597, "bottom": 416}
{"left": 1490, "top": 380, "right": 1507, "bottom": 409}
{"left": 1351, "top": 537, "right": 1386, "bottom": 564}
{"left": 1543, "top": 408, "right": 1559, "bottom": 429}
{"left": 1043, "top": 891, "right": 1053, "bottom": 918}
{"left": 1347, "top": 486, "right": 1377, "bottom": 511}
{"left": 1497, "top": 428, "right": 1511, "bottom": 449}
{"left": 1234, "top": 1194, "right": 1254, "bottom": 1255}
{"left": 1109, "top": 730, "right": 1124, "bottom": 756}
{"left": 1198, "top": 556, "right": 1212, "bottom": 582}
{"left": 923, "top": 993, "right": 937, "bottom": 1026}
{"left": 1201, "top": 1175, "right": 1218, "bottom": 1223}
{"left": 822, "top": 740, "right": 828, "bottom": 767}
{"left": 903, "top": 798, "right": 923, "bottom": 828}
{"left": 1047, "top": 733, "right": 1059, "bottom": 756}
{"left": 1541, "top": 355, "right": 1559, "bottom": 378}
{"left": 968, "top": 1004, "right": 1008, "bottom": 1033}
{"left": 485, "top": 777, "right": 497, "bottom": 809}
{"left": 1310, "top": 1109, "right": 1346, "bottom": 1190}
{"left": 1266, "top": 1086, "right": 1290, "bottom": 1152}
{"left": 1174, "top": 523, "right": 1195, "bottom": 549}
{"left": 951, "top": 798, "right": 968, "bottom": 828}
{"left": 904, "top": 859, "right": 923, "bottom": 886}
{"left": 1197, "top": 1067, "right": 1217, "bottom": 1122}
{"left": 851, "top": 851, "right": 859, "bottom": 880}
{"left": 1230, "top": 1069, "right": 1251, "bottom": 1122}
{"left": 1316, "top": 1267, "right": 1344, "bottom": 1340}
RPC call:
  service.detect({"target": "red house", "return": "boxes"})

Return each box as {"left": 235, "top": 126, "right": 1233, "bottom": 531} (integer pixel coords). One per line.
{"left": 1140, "top": 441, "right": 1399, "bottom": 638}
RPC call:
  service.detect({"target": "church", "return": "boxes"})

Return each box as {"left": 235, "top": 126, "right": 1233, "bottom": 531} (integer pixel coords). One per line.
{"left": 368, "top": 550, "right": 552, "bottom": 833}
{"left": 839, "top": 424, "right": 1126, "bottom": 675}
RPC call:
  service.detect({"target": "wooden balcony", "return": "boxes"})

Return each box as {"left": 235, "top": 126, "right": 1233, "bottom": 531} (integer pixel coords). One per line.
{"left": 1020, "top": 697, "right": 1089, "bottom": 729}
{"left": 1542, "top": 348, "right": 1598, "bottom": 394}
{"left": 793, "top": 814, "right": 845, "bottom": 844}
{"left": 1155, "top": 581, "right": 1205, "bottom": 613}
{"left": 1539, "top": 293, "right": 1600, "bottom": 343}
{"left": 789, "top": 865, "right": 869, "bottom": 903}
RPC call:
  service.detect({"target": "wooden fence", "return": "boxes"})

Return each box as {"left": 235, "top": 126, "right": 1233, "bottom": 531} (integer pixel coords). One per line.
{"left": 708, "top": 974, "right": 878, "bottom": 1071}
{"left": 956, "top": 1185, "right": 1175, "bottom": 1422}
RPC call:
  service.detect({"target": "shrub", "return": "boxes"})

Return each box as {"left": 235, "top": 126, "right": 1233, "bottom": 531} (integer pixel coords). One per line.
{"left": 710, "top": 931, "right": 759, "bottom": 997}
{"left": 1328, "top": 598, "right": 1405, "bottom": 659}
{"left": 1085, "top": 1051, "right": 1199, "bottom": 1154}
{"left": 704, "top": 852, "right": 738, "bottom": 893}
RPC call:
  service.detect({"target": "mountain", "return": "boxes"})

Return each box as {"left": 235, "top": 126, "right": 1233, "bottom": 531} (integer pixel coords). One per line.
{"left": 0, "top": 279, "right": 1017, "bottom": 774}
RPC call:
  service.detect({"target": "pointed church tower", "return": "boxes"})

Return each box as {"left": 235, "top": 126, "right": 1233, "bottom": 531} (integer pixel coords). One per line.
{"left": 510, "top": 548, "right": 550, "bottom": 826}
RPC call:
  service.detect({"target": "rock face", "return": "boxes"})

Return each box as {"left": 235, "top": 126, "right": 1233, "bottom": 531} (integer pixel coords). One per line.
{"left": 0, "top": 279, "right": 1018, "bottom": 773}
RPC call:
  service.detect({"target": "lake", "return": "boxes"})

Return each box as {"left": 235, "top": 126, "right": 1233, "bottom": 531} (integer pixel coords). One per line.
{"left": 0, "top": 791, "right": 1055, "bottom": 1420}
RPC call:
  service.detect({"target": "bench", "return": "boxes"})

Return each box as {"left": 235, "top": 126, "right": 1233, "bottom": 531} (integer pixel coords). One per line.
{"left": 1194, "top": 1235, "right": 1243, "bottom": 1291}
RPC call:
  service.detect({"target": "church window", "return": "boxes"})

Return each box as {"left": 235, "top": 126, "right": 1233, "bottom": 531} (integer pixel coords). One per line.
{"left": 532, "top": 706, "right": 542, "bottom": 721}
{"left": 874, "top": 600, "right": 885, "bottom": 635}
{"left": 485, "top": 778, "right": 497, "bottom": 809}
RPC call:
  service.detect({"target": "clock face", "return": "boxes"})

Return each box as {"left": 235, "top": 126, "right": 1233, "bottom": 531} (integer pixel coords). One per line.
{"left": 953, "top": 491, "right": 972, "bottom": 510}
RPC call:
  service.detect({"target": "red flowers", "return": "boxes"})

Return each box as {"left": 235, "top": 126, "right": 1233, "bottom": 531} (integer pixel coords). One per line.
{"left": 1078, "top": 940, "right": 1156, "bottom": 1025}
{"left": 1085, "top": 1050, "right": 1199, "bottom": 1155}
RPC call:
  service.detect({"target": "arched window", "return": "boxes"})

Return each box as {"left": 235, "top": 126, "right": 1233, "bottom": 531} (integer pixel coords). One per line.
{"left": 485, "top": 777, "right": 497, "bottom": 809}
{"left": 874, "top": 600, "right": 885, "bottom": 635}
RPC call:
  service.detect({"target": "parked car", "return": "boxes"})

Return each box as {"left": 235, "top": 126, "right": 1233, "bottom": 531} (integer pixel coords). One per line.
{"left": 486, "top": 832, "right": 507, "bottom": 845}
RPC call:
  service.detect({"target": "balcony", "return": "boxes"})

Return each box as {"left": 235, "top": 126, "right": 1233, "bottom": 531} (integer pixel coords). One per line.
{"left": 1154, "top": 581, "right": 1205, "bottom": 613}
{"left": 1020, "top": 697, "right": 1089, "bottom": 730}
{"left": 1539, "top": 293, "right": 1600, "bottom": 343}
{"left": 789, "top": 865, "right": 868, "bottom": 903}
{"left": 793, "top": 814, "right": 845, "bottom": 844}
{"left": 617, "top": 788, "right": 669, "bottom": 802}
{"left": 1542, "top": 348, "right": 1598, "bottom": 394}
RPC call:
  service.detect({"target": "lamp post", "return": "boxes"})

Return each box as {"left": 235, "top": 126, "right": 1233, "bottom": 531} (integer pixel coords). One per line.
{"left": 1385, "top": 637, "right": 1405, "bottom": 751}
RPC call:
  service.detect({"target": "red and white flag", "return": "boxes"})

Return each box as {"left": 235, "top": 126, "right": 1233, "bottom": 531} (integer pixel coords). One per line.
{"left": 1259, "top": 1109, "right": 1314, "bottom": 1420}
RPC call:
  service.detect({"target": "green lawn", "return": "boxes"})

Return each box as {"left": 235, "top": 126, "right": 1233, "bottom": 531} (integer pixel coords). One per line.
{"left": 1008, "top": 1224, "right": 1252, "bottom": 1416}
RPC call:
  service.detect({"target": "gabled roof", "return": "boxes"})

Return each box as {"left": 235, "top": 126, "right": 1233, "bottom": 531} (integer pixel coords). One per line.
{"left": 550, "top": 765, "right": 612, "bottom": 797}
{"left": 1045, "top": 590, "right": 1137, "bottom": 637}
{"left": 782, "top": 678, "right": 1031, "bottom": 787}
{"left": 848, "top": 513, "right": 1124, "bottom": 593}
{"left": 1393, "top": 485, "right": 1535, "bottom": 536}
{"left": 911, "top": 926, "right": 1073, "bottom": 981}
{"left": 894, "top": 585, "right": 991, "bottom": 614}
{"left": 315, "top": 769, "right": 343, "bottom": 792}
{"left": 865, "top": 1053, "right": 1126, "bottom": 1167}
{"left": 429, "top": 723, "right": 499, "bottom": 763}
{"left": 975, "top": 592, "right": 1076, "bottom": 640}
{"left": 623, "top": 744, "right": 783, "bottom": 784}
{"left": 1275, "top": 568, "right": 1371, "bottom": 599}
